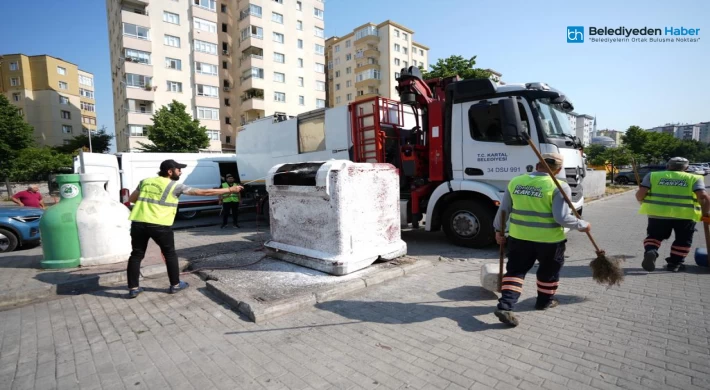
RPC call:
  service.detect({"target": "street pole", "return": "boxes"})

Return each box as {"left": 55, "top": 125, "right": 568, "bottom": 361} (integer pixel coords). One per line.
{"left": 87, "top": 128, "right": 93, "bottom": 153}
{"left": 610, "top": 150, "right": 615, "bottom": 184}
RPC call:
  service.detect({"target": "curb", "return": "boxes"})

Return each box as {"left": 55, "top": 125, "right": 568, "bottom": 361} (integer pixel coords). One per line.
{"left": 0, "top": 260, "right": 189, "bottom": 311}
{"left": 204, "top": 257, "right": 433, "bottom": 323}
{"left": 585, "top": 188, "right": 635, "bottom": 205}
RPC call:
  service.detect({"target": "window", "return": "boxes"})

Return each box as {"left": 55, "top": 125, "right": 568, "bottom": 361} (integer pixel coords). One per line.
{"left": 314, "top": 7, "right": 324, "bottom": 19}
{"left": 273, "top": 52, "right": 285, "bottom": 63}
{"left": 274, "top": 72, "right": 285, "bottom": 83}
{"left": 58, "top": 81, "right": 68, "bottom": 90}
{"left": 272, "top": 12, "right": 283, "bottom": 23}
{"left": 79, "top": 75, "right": 93, "bottom": 86}
{"left": 403, "top": 47, "right": 408, "bottom": 55}
{"left": 394, "top": 43, "right": 400, "bottom": 52}
{"left": 273, "top": 32, "right": 284, "bottom": 43}
{"left": 242, "top": 67, "right": 264, "bottom": 80}
{"left": 394, "top": 58, "right": 400, "bottom": 66}
{"left": 346, "top": 67, "right": 351, "bottom": 74}
{"left": 123, "top": 23, "right": 149, "bottom": 40}
{"left": 12, "top": 93, "right": 20, "bottom": 102}
{"left": 334, "top": 58, "right": 340, "bottom": 65}
{"left": 346, "top": 54, "right": 352, "bottom": 61}
{"left": 59, "top": 96, "right": 69, "bottom": 105}
{"left": 355, "top": 26, "right": 378, "bottom": 40}
{"left": 299, "top": 95, "right": 304, "bottom": 105}
{"left": 9, "top": 62, "right": 18, "bottom": 71}
{"left": 420, "top": 49, "right": 424, "bottom": 56}
{"left": 81, "top": 102, "right": 95, "bottom": 112}
{"left": 315, "top": 81, "right": 325, "bottom": 91}
{"left": 298, "top": 58, "right": 304, "bottom": 68}
{"left": 394, "top": 72, "right": 400, "bottom": 79}
{"left": 57, "top": 66, "right": 66, "bottom": 75}
{"left": 226, "top": 136, "right": 231, "bottom": 144}
{"left": 346, "top": 93, "right": 352, "bottom": 101}
{"left": 403, "top": 32, "right": 408, "bottom": 41}
{"left": 196, "top": 84, "right": 219, "bottom": 97}
{"left": 221, "top": 4, "right": 227, "bottom": 12}
{"left": 163, "top": 11, "right": 180, "bottom": 24}
{"left": 296, "top": 1, "right": 302, "bottom": 11}
{"left": 403, "top": 61, "right": 408, "bottom": 68}
{"left": 194, "top": 0, "right": 217, "bottom": 11}
{"left": 240, "top": 4, "right": 262, "bottom": 19}
{"left": 207, "top": 130, "right": 220, "bottom": 141}
{"left": 315, "top": 63, "right": 324, "bottom": 73}
{"left": 334, "top": 45, "right": 340, "bottom": 53}
{"left": 346, "top": 80, "right": 352, "bottom": 87}
{"left": 194, "top": 40, "right": 217, "bottom": 54}
{"left": 314, "top": 27, "right": 324, "bottom": 38}
{"left": 17, "top": 109, "right": 23, "bottom": 116}
{"left": 356, "top": 69, "right": 381, "bottom": 82}
{"left": 316, "top": 99, "right": 325, "bottom": 108}
{"left": 80, "top": 89, "right": 94, "bottom": 99}
{"left": 335, "top": 84, "right": 340, "bottom": 91}
{"left": 273, "top": 0, "right": 283, "bottom": 3}
{"left": 125, "top": 48, "right": 151, "bottom": 64}
{"left": 225, "top": 98, "right": 231, "bottom": 106}
{"left": 195, "top": 62, "right": 218, "bottom": 75}
{"left": 336, "top": 96, "right": 341, "bottom": 104}
{"left": 126, "top": 74, "right": 151, "bottom": 88}
{"left": 167, "top": 81, "right": 183, "bottom": 92}
{"left": 130, "top": 125, "right": 146, "bottom": 136}
{"left": 468, "top": 101, "right": 529, "bottom": 143}
{"left": 298, "top": 77, "right": 304, "bottom": 87}
{"left": 297, "top": 20, "right": 303, "bottom": 30}
{"left": 346, "top": 40, "right": 351, "bottom": 48}
{"left": 61, "top": 110, "right": 71, "bottom": 120}
{"left": 315, "top": 44, "right": 325, "bottom": 55}
{"left": 197, "top": 107, "right": 220, "bottom": 120}
{"left": 335, "top": 70, "right": 340, "bottom": 77}
{"left": 166, "top": 57, "right": 182, "bottom": 70}
{"left": 194, "top": 18, "right": 217, "bottom": 33}
{"left": 222, "top": 23, "right": 228, "bottom": 33}
{"left": 394, "top": 29, "right": 400, "bottom": 37}
{"left": 225, "top": 117, "right": 231, "bottom": 124}
{"left": 241, "top": 25, "right": 263, "bottom": 40}
{"left": 82, "top": 116, "right": 96, "bottom": 125}
{"left": 62, "top": 125, "right": 73, "bottom": 134}
{"left": 274, "top": 92, "right": 285, "bottom": 102}
{"left": 222, "top": 61, "right": 228, "bottom": 69}
{"left": 164, "top": 35, "right": 181, "bottom": 47}
{"left": 297, "top": 39, "right": 303, "bottom": 49}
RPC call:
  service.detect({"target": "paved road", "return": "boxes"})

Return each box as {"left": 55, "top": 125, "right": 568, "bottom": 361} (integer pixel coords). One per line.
{"left": 2, "top": 190, "right": 710, "bottom": 389}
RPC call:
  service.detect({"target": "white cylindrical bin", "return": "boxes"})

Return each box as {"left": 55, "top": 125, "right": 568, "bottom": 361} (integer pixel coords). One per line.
{"left": 77, "top": 173, "right": 131, "bottom": 266}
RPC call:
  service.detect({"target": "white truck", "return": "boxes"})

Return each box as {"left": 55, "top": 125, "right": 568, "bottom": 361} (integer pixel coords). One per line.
{"left": 238, "top": 69, "right": 586, "bottom": 248}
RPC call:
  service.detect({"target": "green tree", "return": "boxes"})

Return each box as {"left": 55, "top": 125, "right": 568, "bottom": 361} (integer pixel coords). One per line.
{"left": 642, "top": 132, "right": 679, "bottom": 164}
{"left": 57, "top": 125, "right": 114, "bottom": 154}
{"left": 0, "top": 94, "right": 35, "bottom": 195}
{"left": 9, "top": 147, "right": 73, "bottom": 182}
{"left": 584, "top": 144, "right": 608, "bottom": 166}
{"left": 138, "top": 100, "right": 210, "bottom": 152}
{"left": 620, "top": 126, "right": 648, "bottom": 156}
{"left": 422, "top": 55, "right": 492, "bottom": 81}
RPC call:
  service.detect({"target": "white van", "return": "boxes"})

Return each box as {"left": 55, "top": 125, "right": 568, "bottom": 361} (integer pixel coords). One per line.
{"left": 73, "top": 151, "right": 244, "bottom": 219}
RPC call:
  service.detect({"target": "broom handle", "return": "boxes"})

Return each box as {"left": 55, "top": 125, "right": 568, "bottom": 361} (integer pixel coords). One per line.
{"left": 631, "top": 157, "right": 641, "bottom": 187}
{"left": 521, "top": 133, "right": 602, "bottom": 253}
{"left": 498, "top": 210, "right": 506, "bottom": 292}
{"left": 704, "top": 221, "right": 710, "bottom": 255}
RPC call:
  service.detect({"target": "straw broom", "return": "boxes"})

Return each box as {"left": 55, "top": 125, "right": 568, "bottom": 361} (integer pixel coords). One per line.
{"left": 521, "top": 133, "right": 625, "bottom": 287}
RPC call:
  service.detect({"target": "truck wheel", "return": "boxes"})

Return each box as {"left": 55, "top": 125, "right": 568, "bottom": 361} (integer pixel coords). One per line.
{"left": 441, "top": 200, "right": 495, "bottom": 248}
{"left": 616, "top": 176, "right": 629, "bottom": 185}
{"left": 0, "top": 228, "right": 19, "bottom": 253}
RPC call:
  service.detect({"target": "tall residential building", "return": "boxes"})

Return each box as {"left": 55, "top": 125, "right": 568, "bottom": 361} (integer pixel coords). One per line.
{"left": 325, "top": 21, "right": 429, "bottom": 107}
{"left": 106, "top": 0, "right": 326, "bottom": 153}
{"left": 575, "top": 114, "right": 594, "bottom": 146}
{"left": 699, "top": 122, "right": 710, "bottom": 143}
{"left": 0, "top": 54, "right": 97, "bottom": 147}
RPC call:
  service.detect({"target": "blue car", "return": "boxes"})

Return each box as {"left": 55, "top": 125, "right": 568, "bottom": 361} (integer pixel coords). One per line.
{"left": 0, "top": 207, "right": 43, "bottom": 253}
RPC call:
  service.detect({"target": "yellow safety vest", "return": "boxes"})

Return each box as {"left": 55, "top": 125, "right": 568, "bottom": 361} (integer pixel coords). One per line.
{"left": 129, "top": 177, "right": 180, "bottom": 226}
{"left": 221, "top": 182, "right": 240, "bottom": 203}
{"left": 639, "top": 171, "right": 702, "bottom": 221}
{"left": 508, "top": 174, "right": 565, "bottom": 243}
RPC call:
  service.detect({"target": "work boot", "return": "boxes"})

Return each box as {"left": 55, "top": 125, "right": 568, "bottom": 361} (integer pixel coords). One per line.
{"left": 494, "top": 309, "right": 519, "bottom": 327}
{"left": 666, "top": 262, "right": 686, "bottom": 273}
{"left": 127, "top": 287, "right": 144, "bottom": 299}
{"left": 642, "top": 250, "right": 658, "bottom": 272}
{"left": 535, "top": 298, "right": 559, "bottom": 311}
{"left": 169, "top": 281, "right": 189, "bottom": 294}
{"left": 220, "top": 224, "right": 227, "bottom": 229}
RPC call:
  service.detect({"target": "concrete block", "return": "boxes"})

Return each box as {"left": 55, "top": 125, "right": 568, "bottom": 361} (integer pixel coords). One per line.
{"left": 315, "top": 279, "right": 367, "bottom": 303}
{"left": 362, "top": 267, "right": 404, "bottom": 287}
{"left": 481, "top": 262, "right": 505, "bottom": 293}
{"left": 399, "top": 259, "right": 434, "bottom": 275}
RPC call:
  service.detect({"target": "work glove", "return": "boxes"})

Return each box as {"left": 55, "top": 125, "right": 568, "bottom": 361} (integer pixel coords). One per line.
{"left": 702, "top": 216, "right": 710, "bottom": 224}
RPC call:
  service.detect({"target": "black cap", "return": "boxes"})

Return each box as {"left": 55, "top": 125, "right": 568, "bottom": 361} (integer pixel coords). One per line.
{"left": 225, "top": 173, "right": 233, "bottom": 178}
{"left": 160, "top": 159, "right": 187, "bottom": 171}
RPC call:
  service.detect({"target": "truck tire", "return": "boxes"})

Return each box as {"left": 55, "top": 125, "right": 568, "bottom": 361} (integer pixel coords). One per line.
{"left": 0, "top": 228, "right": 19, "bottom": 253}
{"left": 616, "top": 176, "right": 629, "bottom": 185}
{"left": 441, "top": 200, "right": 495, "bottom": 248}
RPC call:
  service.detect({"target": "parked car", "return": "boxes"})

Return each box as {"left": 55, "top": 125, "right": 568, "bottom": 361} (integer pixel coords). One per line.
{"left": 614, "top": 165, "right": 666, "bottom": 185}
{"left": 0, "top": 207, "right": 43, "bottom": 253}
{"left": 686, "top": 165, "right": 706, "bottom": 175}
{"left": 690, "top": 163, "right": 710, "bottom": 175}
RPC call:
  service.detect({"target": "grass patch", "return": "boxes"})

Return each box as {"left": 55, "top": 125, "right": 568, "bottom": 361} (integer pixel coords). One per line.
{"left": 605, "top": 185, "right": 634, "bottom": 196}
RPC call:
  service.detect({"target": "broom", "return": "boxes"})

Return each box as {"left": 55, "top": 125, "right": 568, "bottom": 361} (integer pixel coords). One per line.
{"left": 498, "top": 210, "right": 506, "bottom": 292}
{"left": 631, "top": 156, "right": 641, "bottom": 187}
{"left": 521, "top": 132, "right": 625, "bottom": 287}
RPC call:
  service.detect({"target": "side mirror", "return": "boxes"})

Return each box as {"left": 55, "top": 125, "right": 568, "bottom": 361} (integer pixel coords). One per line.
{"left": 499, "top": 98, "right": 524, "bottom": 144}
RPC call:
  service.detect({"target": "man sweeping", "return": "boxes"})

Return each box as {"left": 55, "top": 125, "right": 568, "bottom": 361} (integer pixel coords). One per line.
{"left": 493, "top": 153, "right": 591, "bottom": 327}
{"left": 636, "top": 157, "right": 710, "bottom": 272}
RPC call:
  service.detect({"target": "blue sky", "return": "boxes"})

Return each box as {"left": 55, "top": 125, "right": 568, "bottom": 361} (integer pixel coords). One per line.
{"left": 1, "top": 0, "right": 708, "bottom": 151}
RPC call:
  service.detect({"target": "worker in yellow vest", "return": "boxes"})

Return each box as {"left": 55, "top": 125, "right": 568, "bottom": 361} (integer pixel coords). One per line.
{"left": 493, "top": 153, "right": 591, "bottom": 327}
{"left": 219, "top": 174, "right": 241, "bottom": 229}
{"left": 636, "top": 157, "right": 710, "bottom": 272}
{"left": 126, "top": 159, "right": 243, "bottom": 298}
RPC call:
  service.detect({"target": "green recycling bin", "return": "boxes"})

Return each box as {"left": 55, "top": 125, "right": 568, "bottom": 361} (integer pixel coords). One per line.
{"left": 40, "top": 174, "right": 83, "bottom": 269}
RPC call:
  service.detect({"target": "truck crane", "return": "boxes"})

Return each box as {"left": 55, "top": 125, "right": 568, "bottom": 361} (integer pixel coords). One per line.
{"left": 235, "top": 66, "right": 586, "bottom": 248}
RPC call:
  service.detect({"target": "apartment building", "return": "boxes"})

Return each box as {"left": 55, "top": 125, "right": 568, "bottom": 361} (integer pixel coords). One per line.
{"left": 106, "top": 0, "right": 326, "bottom": 153}
{"left": 597, "top": 129, "right": 624, "bottom": 145}
{"left": 0, "top": 54, "right": 97, "bottom": 147}
{"left": 325, "top": 20, "right": 429, "bottom": 107}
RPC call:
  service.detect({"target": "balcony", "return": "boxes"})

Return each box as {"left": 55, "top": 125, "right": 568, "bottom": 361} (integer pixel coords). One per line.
{"left": 240, "top": 74, "right": 264, "bottom": 91}
{"left": 240, "top": 47, "right": 264, "bottom": 69}
{"left": 355, "top": 58, "right": 380, "bottom": 72}
{"left": 354, "top": 32, "right": 379, "bottom": 46}
{"left": 241, "top": 88, "right": 264, "bottom": 111}
{"left": 239, "top": 34, "right": 264, "bottom": 50}
{"left": 125, "top": 85, "right": 155, "bottom": 100}
{"left": 191, "top": 4, "right": 218, "bottom": 22}
{"left": 121, "top": 9, "right": 150, "bottom": 28}
{"left": 123, "top": 60, "right": 153, "bottom": 76}
{"left": 355, "top": 78, "right": 380, "bottom": 89}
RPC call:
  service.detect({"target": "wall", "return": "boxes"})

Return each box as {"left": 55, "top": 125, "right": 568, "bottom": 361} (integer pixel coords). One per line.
{"left": 0, "top": 182, "right": 54, "bottom": 202}
{"left": 582, "top": 170, "right": 606, "bottom": 199}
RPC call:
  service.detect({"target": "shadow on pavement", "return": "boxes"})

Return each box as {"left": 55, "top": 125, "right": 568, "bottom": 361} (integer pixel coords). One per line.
{"left": 0, "top": 252, "right": 42, "bottom": 269}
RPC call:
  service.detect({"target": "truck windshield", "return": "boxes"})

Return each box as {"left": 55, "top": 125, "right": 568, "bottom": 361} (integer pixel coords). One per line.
{"left": 534, "top": 100, "right": 575, "bottom": 138}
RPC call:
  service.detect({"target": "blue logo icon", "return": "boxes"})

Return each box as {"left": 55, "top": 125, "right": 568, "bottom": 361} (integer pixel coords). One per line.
{"left": 567, "top": 26, "right": 584, "bottom": 43}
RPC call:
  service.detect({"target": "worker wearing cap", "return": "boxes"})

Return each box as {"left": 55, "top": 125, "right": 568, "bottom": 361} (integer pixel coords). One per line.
{"left": 636, "top": 157, "right": 710, "bottom": 272}
{"left": 219, "top": 174, "right": 241, "bottom": 228}
{"left": 126, "top": 159, "right": 244, "bottom": 298}
{"left": 492, "top": 153, "right": 591, "bottom": 327}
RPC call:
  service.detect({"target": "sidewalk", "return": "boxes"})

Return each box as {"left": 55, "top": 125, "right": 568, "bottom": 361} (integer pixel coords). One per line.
{"left": 0, "top": 221, "right": 271, "bottom": 310}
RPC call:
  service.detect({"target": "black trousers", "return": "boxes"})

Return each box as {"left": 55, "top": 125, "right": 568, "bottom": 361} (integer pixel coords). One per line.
{"left": 126, "top": 221, "right": 180, "bottom": 289}
{"left": 222, "top": 202, "right": 239, "bottom": 225}
{"left": 497, "top": 236, "right": 566, "bottom": 311}
{"left": 644, "top": 217, "right": 696, "bottom": 265}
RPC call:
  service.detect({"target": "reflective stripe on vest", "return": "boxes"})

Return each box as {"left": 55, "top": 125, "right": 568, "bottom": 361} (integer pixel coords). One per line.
{"left": 639, "top": 171, "right": 701, "bottom": 221}
{"left": 221, "top": 182, "right": 240, "bottom": 202}
{"left": 129, "top": 177, "right": 180, "bottom": 226}
{"left": 507, "top": 174, "right": 565, "bottom": 243}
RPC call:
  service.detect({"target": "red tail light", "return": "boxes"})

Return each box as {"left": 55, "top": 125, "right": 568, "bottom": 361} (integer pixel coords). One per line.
{"left": 120, "top": 188, "right": 130, "bottom": 207}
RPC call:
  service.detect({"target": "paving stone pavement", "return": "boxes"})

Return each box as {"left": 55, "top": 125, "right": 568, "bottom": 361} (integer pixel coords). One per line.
{"left": 2, "top": 190, "right": 710, "bottom": 389}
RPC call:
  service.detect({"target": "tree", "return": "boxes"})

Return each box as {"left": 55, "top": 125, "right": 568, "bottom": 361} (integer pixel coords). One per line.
{"left": 9, "top": 147, "right": 73, "bottom": 182}
{"left": 57, "top": 125, "right": 114, "bottom": 154}
{"left": 0, "top": 94, "right": 35, "bottom": 195}
{"left": 584, "top": 144, "right": 608, "bottom": 166}
{"left": 620, "top": 126, "right": 648, "bottom": 156}
{"left": 138, "top": 100, "right": 210, "bottom": 152}
{"left": 422, "top": 55, "right": 492, "bottom": 81}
